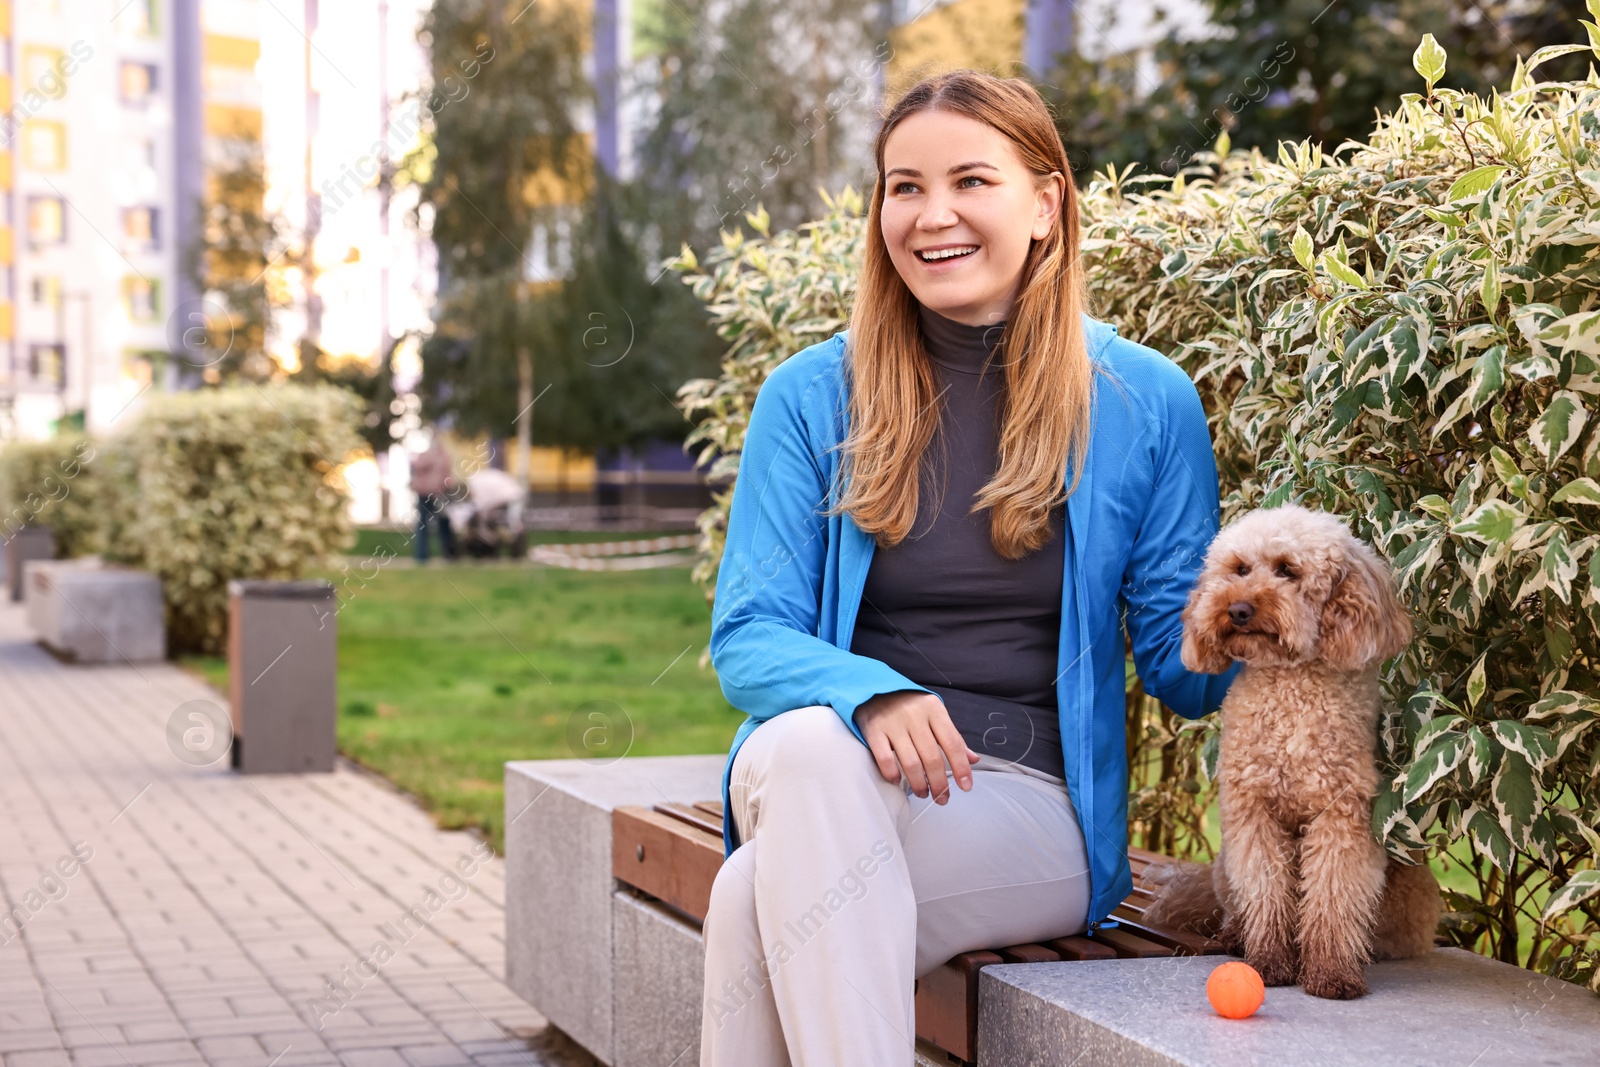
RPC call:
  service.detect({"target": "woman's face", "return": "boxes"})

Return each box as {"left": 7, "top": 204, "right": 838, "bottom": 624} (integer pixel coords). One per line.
{"left": 879, "top": 109, "right": 1062, "bottom": 327}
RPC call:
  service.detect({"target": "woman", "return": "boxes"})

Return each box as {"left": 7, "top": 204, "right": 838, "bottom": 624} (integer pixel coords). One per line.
{"left": 701, "top": 70, "right": 1239, "bottom": 1065}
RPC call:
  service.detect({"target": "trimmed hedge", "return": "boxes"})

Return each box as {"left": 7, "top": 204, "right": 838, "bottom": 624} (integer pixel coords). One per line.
{"left": 0, "top": 384, "right": 363, "bottom": 654}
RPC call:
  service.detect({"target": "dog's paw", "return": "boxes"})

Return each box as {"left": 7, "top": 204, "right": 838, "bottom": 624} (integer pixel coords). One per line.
{"left": 1247, "top": 949, "right": 1299, "bottom": 987}
{"left": 1299, "top": 964, "right": 1369, "bottom": 1000}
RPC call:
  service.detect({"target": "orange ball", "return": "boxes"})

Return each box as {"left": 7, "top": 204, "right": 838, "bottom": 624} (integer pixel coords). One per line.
{"left": 1206, "top": 961, "right": 1265, "bottom": 1019}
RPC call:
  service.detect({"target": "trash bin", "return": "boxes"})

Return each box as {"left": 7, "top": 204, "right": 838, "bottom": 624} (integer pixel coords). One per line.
{"left": 6, "top": 526, "right": 55, "bottom": 602}
{"left": 227, "top": 579, "right": 337, "bottom": 774}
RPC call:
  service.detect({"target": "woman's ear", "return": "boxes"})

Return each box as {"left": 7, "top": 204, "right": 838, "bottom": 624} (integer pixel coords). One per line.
{"left": 1032, "top": 171, "right": 1064, "bottom": 241}
{"left": 1318, "top": 546, "right": 1413, "bottom": 671}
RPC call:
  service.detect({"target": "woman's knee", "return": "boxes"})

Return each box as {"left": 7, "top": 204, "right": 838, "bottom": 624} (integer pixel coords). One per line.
{"left": 736, "top": 704, "right": 868, "bottom": 785}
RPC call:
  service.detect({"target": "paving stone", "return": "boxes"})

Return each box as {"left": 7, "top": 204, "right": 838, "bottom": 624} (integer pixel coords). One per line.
{"left": 0, "top": 602, "right": 574, "bottom": 1065}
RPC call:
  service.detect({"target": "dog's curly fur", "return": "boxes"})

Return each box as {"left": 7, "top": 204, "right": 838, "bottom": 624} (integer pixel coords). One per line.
{"left": 1142, "top": 504, "right": 1441, "bottom": 999}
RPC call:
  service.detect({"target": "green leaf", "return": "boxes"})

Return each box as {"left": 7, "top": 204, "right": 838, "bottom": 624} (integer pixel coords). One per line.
{"left": 1449, "top": 166, "right": 1508, "bottom": 201}
{"left": 1466, "top": 653, "right": 1488, "bottom": 709}
{"left": 1480, "top": 256, "right": 1501, "bottom": 317}
{"left": 1488, "top": 720, "right": 1558, "bottom": 771}
{"left": 1292, "top": 225, "right": 1315, "bottom": 273}
{"left": 1405, "top": 732, "right": 1468, "bottom": 802}
{"left": 1541, "top": 528, "right": 1577, "bottom": 604}
{"left": 1529, "top": 391, "right": 1588, "bottom": 465}
{"left": 1468, "top": 806, "right": 1514, "bottom": 871}
{"left": 1468, "top": 345, "right": 1506, "bottom": 409}
{"left": 1453, "top": 499, "right": 1522, "bottom": 545}
{"left": 1552, "top": 478, "right": 1600, "bottom": 506}
{"left": 1414, "top": 495, "right": 1453, "bottom": 521}
{"left": 1541, "top": 870, "right": 1600, "bottom": 922}
{"left": 1462, "top": 726, "right": 1494, "bottom": 786}
{"left": 1319, "top": 250, "right": 1370, "bottom": 290}
{"left": 1372, "top": 775, "right": 1409, "bottom": 840}
{"left": 1491, "top": 750, "right": 1541, "bottom": 849}
{"left": 1413, "top": 33, "right": 1447, "bottom": 89}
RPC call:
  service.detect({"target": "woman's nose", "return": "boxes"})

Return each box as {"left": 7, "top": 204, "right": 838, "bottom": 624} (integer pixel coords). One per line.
{"left": 918, "top": 192, "right": 958, "bottom": 230}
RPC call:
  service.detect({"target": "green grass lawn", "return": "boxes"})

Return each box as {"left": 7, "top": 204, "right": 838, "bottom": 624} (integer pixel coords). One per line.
{"left": 347, "top": 525, "right": 690, "bottom": 558}
{"left": 181, "top": 559, "right": 738, "bottom": 852}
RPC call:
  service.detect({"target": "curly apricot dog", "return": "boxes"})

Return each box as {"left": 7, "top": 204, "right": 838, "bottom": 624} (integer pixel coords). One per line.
{"left": 1144, "top": 504, "right": 1440, "bottom": 999}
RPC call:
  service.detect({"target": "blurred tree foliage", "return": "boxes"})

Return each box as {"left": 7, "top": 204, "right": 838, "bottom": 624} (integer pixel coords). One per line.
{"left": 629, "top": 0, "right": 890, "bottom": 245}
{"left": 1044, "top": 0, "right": 1595, "bottom": 179}
{"left": 411, "top": 0, "right": 720, "bottom": 452}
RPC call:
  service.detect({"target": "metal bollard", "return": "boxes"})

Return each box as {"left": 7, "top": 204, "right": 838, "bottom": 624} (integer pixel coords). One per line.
{"left": 227, "top": 579, "right": 337, "bottom": 774}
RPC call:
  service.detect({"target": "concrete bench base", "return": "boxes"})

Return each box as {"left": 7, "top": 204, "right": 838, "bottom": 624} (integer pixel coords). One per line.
{"left": 978, "top": 948, "right": 1600, "bottom": 1066}
{"left": 23, "top": 559, "right": 165, "bottom": 663}
{"left": 505, "top": 755, "right": 726, "bottom": 1067}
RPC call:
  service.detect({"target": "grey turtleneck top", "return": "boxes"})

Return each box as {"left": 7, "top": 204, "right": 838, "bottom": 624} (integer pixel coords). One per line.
{"left": 848, "top": 304, "right": 1067, "bottom": 780}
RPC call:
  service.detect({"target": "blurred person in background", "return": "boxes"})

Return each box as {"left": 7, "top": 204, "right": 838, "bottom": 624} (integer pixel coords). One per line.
{"left": 409, "top": 436, "right": 459, "bottom": 563}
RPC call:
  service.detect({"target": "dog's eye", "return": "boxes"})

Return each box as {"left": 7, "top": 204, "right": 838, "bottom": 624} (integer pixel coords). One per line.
{"left": 1276, "top": 562, "right": 1297, "bottom": 580}
{"left": 1235, "top": 562, "right": 1249, "bottom": 576}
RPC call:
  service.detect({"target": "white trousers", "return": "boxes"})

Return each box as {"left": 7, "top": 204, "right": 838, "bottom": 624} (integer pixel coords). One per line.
{"left": 700, "top": 705, "right": 1091, "bottom": 1067}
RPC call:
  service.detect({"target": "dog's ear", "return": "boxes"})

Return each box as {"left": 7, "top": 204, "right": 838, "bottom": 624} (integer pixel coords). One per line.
{"left": 1180, "top": 576, "right": 1235, "bottom": 674}
{"left": 1319, "top": 546, "right": 1413, "bottom": 671}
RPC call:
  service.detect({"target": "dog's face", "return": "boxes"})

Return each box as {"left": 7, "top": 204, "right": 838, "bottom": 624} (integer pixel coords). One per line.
{"left": 1181, "top": 504, "right": 1413, "bottom": 673}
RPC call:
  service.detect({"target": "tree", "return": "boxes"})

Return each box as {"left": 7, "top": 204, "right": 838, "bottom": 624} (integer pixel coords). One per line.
{"left": 628, "top": 0, "right": 890, "bottom": 245}
{"left": 411, "top": 0, "right": 722, "bottom": 457}
{"left": 1044, "top": 0, "right": 1597, "bottom": 178}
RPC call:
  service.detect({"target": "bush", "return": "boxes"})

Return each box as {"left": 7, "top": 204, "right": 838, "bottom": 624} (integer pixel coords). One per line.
{"left": 0, "top": 384, "right": 364, "bottom": 654}
{"left": 117, "top": 385, "right": 364, "bottom": 653}
{"left": 0, "top": 435, "right": 103, "bottom": 556}
{"left": 673, "top": 24, "right": 1600, "bottom": 988}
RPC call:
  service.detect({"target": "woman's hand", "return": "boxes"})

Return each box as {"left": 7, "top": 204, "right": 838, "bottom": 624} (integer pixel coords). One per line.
{"left": 854, "top": 691, "right": 979, "bottom": 804}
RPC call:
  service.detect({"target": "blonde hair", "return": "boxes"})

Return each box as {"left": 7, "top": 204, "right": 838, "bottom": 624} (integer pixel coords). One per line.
{"left": 823, "top": 69, "right": 1096, "bottom": 561}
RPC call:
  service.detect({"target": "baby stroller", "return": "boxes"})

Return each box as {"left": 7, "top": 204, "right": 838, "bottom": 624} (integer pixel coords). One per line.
{"left": 443, "top": 469, "right": 529, "bottom": 560}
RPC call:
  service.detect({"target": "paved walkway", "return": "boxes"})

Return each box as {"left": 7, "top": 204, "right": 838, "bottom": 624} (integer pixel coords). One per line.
{"left": 0, "top": 602, "right": 593, "bottom": 1067}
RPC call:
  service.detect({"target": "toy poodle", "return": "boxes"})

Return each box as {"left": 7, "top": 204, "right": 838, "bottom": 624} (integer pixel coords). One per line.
{"left": 1143, "top": 504, "right": 1440, "bottom": 999}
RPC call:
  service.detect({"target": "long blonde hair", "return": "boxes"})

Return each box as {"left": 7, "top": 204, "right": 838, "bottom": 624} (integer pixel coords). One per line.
{"left": 824, "top": 70, "right": 1095, "bottom": 561}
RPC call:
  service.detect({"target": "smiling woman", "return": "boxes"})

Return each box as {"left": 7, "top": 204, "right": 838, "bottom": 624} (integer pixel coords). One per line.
{"left": 701, "top": 70, "right": 1235, "bottom": 1067}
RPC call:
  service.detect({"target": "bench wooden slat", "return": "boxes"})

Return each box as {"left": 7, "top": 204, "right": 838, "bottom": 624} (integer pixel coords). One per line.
{"left": 1044, "top": 935, "right": 1117, "bottom": 961}
{"left": 612, "top": 807, "right": 723, "bottom": 922}
{"left": 913, "top": 950, "right": 1000, "bottom": 1063}
{"left": 692, "top": 799, "right": 724, "bottom": 821}
{"left": 996, "top": 943, "right": 1062, "bottom": 964}
{"left": 1109, "top": 908, "right": 1224, "bottom": 956}
{"left": 653, "top": 800, "right": 725, "bottom": 838}
{"left": 1089, "top": 926, "right": 1175, "bottom": 959}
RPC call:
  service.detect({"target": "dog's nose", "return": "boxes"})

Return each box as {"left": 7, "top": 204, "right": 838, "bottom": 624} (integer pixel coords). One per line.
{"left": 1228, "top": 602, "right": 1255, "bottom": 627}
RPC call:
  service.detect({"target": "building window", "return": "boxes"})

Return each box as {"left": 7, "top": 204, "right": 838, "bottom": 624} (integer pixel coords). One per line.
{"left": 118, "top": 0, "right": 158, "bottom": 36}
{"left": 29, "top": 343, "right": 64, "bottom": 386}
{"left": 123, "top": 276, "right": 159, "bottom": 321}
{"left": 27, "top": 198, "right": 66, "bottom": 245}
{"left": 119, "top": 62, "right": 157, "bottom": 104}
{"left": 123, "top": 207, "right": 158, "bottom": 251}
{"left": 122, "top": 349, "right": 159, "bottom": 389}
{"left": 31, "top": 276, "right": 60, "bottom": 305}
{"left": 23, "top": 122, "right": 67, "bottom": 171}
{"left": 21, "top": 47, "right": 66, "bottom": 100}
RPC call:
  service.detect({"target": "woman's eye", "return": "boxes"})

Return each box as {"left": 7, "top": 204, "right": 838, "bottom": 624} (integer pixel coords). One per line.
{"left": 959, "top": 175, "right": 986, "bottom": 188}
{"left": 1276, "top": 562, "right": 1297, "bottom": 580}
{"left": 892, "top": 181, "right": 918, "bottom": 195}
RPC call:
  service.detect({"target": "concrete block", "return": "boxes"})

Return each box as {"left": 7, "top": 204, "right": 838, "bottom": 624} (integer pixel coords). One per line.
{"left": 5, "top": 525, "right": 54, "bottom": 602}
{"left": 23, "top": 559, "right": 165, "bottom": 663}
{"left": 977, "top": 948, "right": 1600, "bottom": 1067}
{"left": 503, "top": 755, "right": 724, "bottom": 1066}
{"left": 612, "top": 891, "right": 704, "bottom": 1067}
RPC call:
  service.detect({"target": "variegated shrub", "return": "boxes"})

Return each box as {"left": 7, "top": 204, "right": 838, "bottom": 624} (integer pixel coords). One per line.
{"left": 673, "top": 17, "right": 1600, "bottom": 988}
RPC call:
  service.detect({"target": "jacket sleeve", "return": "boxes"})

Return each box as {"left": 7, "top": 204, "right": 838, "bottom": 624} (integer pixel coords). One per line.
{"left": 1120, "top": 365, "right": 1240, "bottom": 718}
{"left": 709, "top": 356, "right": 937, "bottom": 741}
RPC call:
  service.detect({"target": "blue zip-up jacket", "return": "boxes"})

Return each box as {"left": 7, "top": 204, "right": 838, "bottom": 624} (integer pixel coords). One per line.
{"left": 707, "top": 314, "right": 1240, "bottom": 927}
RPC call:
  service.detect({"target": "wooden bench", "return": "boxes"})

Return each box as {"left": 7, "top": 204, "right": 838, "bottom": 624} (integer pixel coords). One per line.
{"left": 613, "top": 800, "right": 1224, "bottom": 1065}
